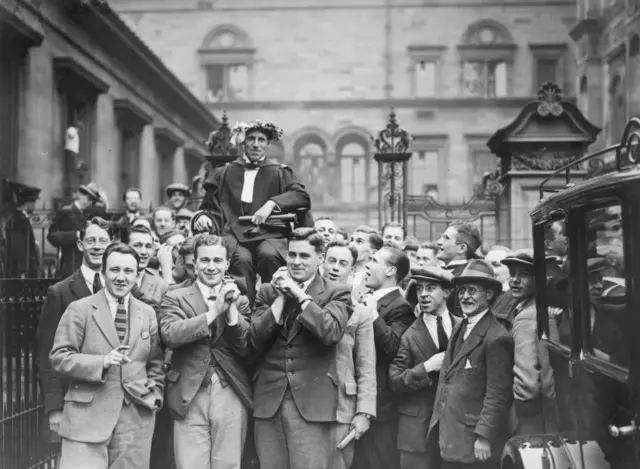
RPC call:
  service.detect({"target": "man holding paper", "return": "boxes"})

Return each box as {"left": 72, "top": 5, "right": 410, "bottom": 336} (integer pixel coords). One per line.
{"left": 49, "top": 243, "right": 166, "bottom": 469}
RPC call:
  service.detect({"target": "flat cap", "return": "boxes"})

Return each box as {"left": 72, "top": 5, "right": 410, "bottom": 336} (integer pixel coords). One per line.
{"left": 166, "top": 183, "right": 191, "bottom": 198}
{"left": 410, "top": 266, "right": 454, "bottom": 288}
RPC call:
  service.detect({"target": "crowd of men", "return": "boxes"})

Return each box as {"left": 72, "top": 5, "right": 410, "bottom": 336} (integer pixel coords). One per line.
{"left": 30, "top": 120, "right": 567, "bottom": 469}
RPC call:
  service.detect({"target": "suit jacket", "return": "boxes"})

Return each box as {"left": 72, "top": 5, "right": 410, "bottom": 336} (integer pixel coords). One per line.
{"left": 372, "top": 289, "right": 414, "bottom": 422}
{"left": 249, "top": 275, "right": 350, "bottom": 422}
{"left": 196, "top": 158, "right": 310, "bottom": 242}
{"left": 336, "top": 304, "right": 377, "bottom": 424}
{"left": 133, "top": 268, "right": 169, "bottom": 308}
{"left": 158, "top": 283, "right": 253, "bottom": 419}
{"left": 389, "top": 313, "right": 461, "bottom": 453}
{"left": 47, "top": 204, "right": 87, "bottom": 278}
{"left": 492, "top": 290, "right": 519, "bottom": 331}
{"left": 37, "top": 269, "right": 92, "bottom": 441}
{"left": 49, "top": 291, "right": 165, "bottom": 444}
{"left": 428, "top": 311, "right": 514, "bottom": 464}
{"left": 512, "top": 298, "right": 555, "bottom": 402}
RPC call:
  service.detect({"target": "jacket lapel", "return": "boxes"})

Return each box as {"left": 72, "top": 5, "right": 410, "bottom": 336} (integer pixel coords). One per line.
{"left": 91, "top": 290, "right": 120, "bottom": 349}
{"left": 445, "top": 312, "right": 493, "bottom": 378}
{"left": 182, "top": 283, "right": 207, "bottom": 317}
{"left": 412, "top": 316, "right": 438, "bottom": 360}
{"left": 126, "top": 297, "right": 144, "bottom": 347}
{"left": 140, "top": 270, "right": 158, "bottom": 302}
{"left": 288, "top": 274, "right": 324, "bottom": 343}
{"left": 69, "top": 269, "right": 91, "bottom": 300}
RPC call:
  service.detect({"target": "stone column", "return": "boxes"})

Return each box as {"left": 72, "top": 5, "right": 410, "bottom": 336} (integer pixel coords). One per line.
{"left": 93, "top": 94, "right": 119, "bottom": 206}
{"left": 139, "top": 125, "right": 158, "bottom": 210}
{"left": 172, "top": 146, "right": 187, "bottom": 184}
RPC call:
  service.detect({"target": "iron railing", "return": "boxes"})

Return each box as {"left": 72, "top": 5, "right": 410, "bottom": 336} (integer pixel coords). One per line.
{"left": 0, "top": 278, "right": 62, "bottom": 469}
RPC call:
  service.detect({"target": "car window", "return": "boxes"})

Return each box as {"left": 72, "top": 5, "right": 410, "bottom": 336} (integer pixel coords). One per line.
{"left": 582, "top": 202, "right": 629, "bottom": 370}
{"left": 540, "top": 215, "right": 571, "bottom": 350}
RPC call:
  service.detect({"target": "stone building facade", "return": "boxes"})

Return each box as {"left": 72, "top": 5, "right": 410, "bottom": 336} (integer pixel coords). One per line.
{"left": 0, "top": 0, "right": 217, "bottom": 211}
{"left": 112, "top": 0, "right": 576, "bottom": 240}
{"left": 571, "top": 0, "right": 639, "bottom": 151}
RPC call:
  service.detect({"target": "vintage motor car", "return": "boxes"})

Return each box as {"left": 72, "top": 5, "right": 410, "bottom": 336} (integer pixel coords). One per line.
{"left": 501, "top": 118, "right": 640, "bottom": 469}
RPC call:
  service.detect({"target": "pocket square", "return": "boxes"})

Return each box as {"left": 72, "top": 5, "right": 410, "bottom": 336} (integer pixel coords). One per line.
{"left": 464, "top": 359, "right": 473, "bottom": 369}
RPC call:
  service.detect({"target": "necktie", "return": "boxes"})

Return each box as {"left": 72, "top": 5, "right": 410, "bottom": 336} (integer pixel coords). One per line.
{"left": 93, "top": 273, "right": 103, "bottom": 294}
{"left": 452, "top": 316, "right": 469, "bottom": 357}
{"left": 285, "top": 283, "right": 305, "bottom": 332}
{"left": 115, "top": 298, "right": 128, "bottom": 343}
{"left": 436, "top": 316, "right": 449, "bottom": 353}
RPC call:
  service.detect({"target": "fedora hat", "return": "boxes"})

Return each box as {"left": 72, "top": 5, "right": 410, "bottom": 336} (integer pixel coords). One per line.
{"left": 452, "top": 259, "right": 502, "bottom": 292}
{"left": 78, "top": 182, "right": 101, "bottom": 202}
{"left": 501, "top": 249, "right": 534, "bottom": 269}
{"left": 410, "top": 266, "right": 454, "bottom": 289}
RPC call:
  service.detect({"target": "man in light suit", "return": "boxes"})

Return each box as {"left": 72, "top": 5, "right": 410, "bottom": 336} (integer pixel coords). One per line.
{"left": 158, "top": 234, "right": 252, "bottom": 469}
{"left": 322, "top": 240, "right": 377, "bottom": 469}
{"left": 352, "top": 246, "right": 415, "bottom": 469}
{"left": 125, "top": 225, "right": 169, "bottom": 307}
{"left": 249, "top": 228, "right": 351, "bottom": 469}
{"left": 390, "top": 266, "right": 460, "bottom": 469}
{"left": 428, "top": 260, "right": 514, "bottom": 469}
{"left": 37, "top": 217, "right": 113, "bottom": 452}
{"left": 49, "top": 243, "right": 165, "bottom": 469}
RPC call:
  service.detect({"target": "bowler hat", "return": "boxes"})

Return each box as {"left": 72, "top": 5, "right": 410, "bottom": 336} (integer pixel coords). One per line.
{"left": 166, "top": 183, "right": 191, "bottom": 198}
{"left": 6, "top": 180, "right": 41, "bottom": 204}
{"left": 452, "top": 259, "right": 502, "bottom": 292}
{"left": 410, "top": 266, "right": 453, "bottom": 289}
{"left": 78, "top": 182, "right": 101, "bottom": 202}
{"left": 501, "top": 249, "right": 535, "bottom": 269}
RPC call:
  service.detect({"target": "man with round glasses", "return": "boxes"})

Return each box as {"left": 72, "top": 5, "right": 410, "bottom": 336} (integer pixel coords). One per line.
{"left": 390, "top": 266, "right": 461, "bottom": 469}
{"left": 428, "top": 260, "right": 513, "bottom": 469}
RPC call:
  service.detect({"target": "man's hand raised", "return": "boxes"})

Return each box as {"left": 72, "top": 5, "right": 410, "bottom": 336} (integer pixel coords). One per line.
{"left": 194, "top": 215, "right": 213, "bottom": 232}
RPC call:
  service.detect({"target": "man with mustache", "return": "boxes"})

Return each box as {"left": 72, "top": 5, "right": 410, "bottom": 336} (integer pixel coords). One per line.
{"left": 193, "top": 120, "right": 311, "bottom": 305}
{"left": 322, "top": 240, "right": 377, "bottom": 468}
{"left": 159, "top": 234, "right": 252, "bottom": 469}
{"left": 390, "top": 266, "right": 460, "bottom": 469}
{"left": 428, "top": 260, "right": 513, "bottom": 469}
{"left": 49, "top": 243, "right": 165, "bottom": 469}
{"left": 249, "top": 228, "right": 350, "bottom": 469}
{"left": 352, "top": 246, "right": 414, "bottom": 469}
{"left": 37, "top": 217, "right": 113, "bottom": 461}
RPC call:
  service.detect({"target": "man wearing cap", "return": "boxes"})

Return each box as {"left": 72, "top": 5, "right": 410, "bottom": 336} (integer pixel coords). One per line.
{"left": 176, "top": 208, "right": 194, "bottom": 237}
{"left": 193, "top": 120, "right": 311, "bottom": 304}
{"left": 501, "top": 250, "right": 556, "bottom": 435}
{"left": 0, "top": 180, "right": 41, "bottom": 278}
{"left": 428, "top": 260, "right": 513, "bottom": 469}
{"left": 166, "top": 183, "right": 191, "bottom": 212}
{"left": 48, "top": 183, "right": 101, "bottom": 278}
{"left": 390, "top": 266, "right": 461, "bottom": 469}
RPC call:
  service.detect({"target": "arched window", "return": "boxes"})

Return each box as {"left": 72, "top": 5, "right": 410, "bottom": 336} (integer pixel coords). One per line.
{"left": 294, "top": 136, "right": 329, "bottom": 205}
{"left": 458, "top": 20, "right": 515, "bottom": 97}
{"left": 609, "top": 75, "right": 625, "bottom": 142}
{"left": 199, "top": 25, "right": 254, "bottom": 102}
{"left": 337, "top": 134, "right": 371, "bottom": 204}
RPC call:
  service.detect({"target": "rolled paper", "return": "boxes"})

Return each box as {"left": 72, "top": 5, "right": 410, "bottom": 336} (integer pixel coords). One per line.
{"left": 337, "top": 429, "right": 356, "bottom": 450}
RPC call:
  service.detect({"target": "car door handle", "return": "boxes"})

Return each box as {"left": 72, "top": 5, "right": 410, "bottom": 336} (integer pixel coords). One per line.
{"left": 609, "top": 420, "right": 638, "bottom": 438}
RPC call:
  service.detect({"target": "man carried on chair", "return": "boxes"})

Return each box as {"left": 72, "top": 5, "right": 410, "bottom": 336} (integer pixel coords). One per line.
{"left": 192, "top": 120, "right": 311, "bottom": 304}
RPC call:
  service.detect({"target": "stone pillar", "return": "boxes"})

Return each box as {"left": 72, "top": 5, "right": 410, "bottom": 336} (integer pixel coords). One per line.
{"left": 172, "top": 146, "right": 187, "bottom": 184}
{"left": 139, "top": 125, "right": 158, "bottom": 210}
{"left": 93, "top": 94, "right": 119, "bottom": 207}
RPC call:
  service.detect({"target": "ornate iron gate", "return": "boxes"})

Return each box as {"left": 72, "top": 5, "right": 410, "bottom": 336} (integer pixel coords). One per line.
{"left": 1, "top": 278, "right": 60, "bottom": 469}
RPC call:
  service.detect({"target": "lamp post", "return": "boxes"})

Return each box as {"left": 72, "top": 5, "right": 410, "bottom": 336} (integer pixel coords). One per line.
{"left": 373, "top": 107, "right": 413, "bottom": 230}
{"left": 205, "top": 110, "right": 241, "bottom": 171}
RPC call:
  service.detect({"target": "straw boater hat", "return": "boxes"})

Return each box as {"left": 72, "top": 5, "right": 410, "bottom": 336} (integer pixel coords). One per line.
{"left": 500, "top": 249, "right": 535, "bottom": 270}
{"left": 78, "top": 182, "right": 101, "bottom": 202}
{"left": 452, "top": 259, "right": 502, "bottom": 293}
{"left": 166, "top": 183, "right": 191, "bottom": 199}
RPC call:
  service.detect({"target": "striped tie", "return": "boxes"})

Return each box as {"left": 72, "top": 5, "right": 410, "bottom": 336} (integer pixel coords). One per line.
{"left": 115, "top": 298, "right": 128, "bottom": 343}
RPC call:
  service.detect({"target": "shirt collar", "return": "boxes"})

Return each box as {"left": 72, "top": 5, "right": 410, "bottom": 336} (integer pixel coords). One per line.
{"left": 196, "top": 279, "right": 223, "bottom": 300}
{"left": 372, "top": 286, "right": 400, "bottom": 301}
{"left": 446, "top": 259, "right": 468, "bottom": 268}
{"left": 103, "top": 287, "right": 130, "bottom": 308}
{"left": 299, "top": 273, "right": 316, "bottom": 292}
{"left": 464, "top": 308, "right": 489, "bottom": 328}
{"left": 81, "top": 263, "right": 101, "bottom": 284}
{"left": 242, "top": 155, "right": 266, "bottom": 166}
{"left": 423, "top": 309, "right": 452, "bottom": 326}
